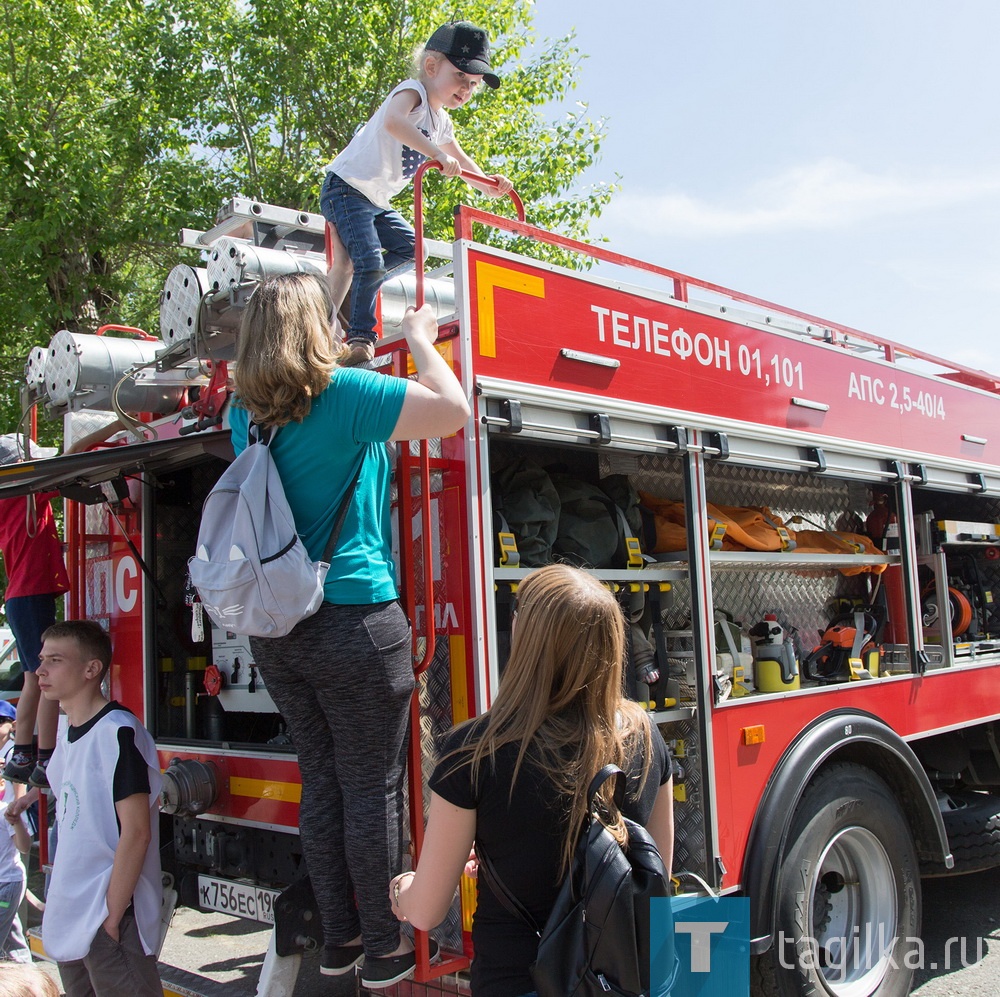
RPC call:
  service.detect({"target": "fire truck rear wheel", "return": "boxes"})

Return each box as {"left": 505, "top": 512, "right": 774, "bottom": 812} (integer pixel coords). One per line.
{"left": 752, "top": 763, "right": 921, "bottom": 997}
{"left": 921, "top": 790, "right": 1000, "bottom": 877}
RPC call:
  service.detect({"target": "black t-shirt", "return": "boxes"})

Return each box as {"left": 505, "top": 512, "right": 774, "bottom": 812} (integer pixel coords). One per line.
{"left": 67, "top": 701, "right": 151, "bottom": 803}
{"left": 430, "top": 717, "right": 670, "bottom": 997}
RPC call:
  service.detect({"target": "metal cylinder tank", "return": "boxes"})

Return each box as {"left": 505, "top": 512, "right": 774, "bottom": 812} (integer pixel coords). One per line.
{"left": 160, "top": 265, "right": 211, "bottom": 349}
{"left": 378, "top": 272, "right": 456, "bottom": 336}
{"left": 44, "top": 330, "right": 184, "bottom": 414}
{"left": 24, "top": 346, "right": 47, "bottom": 392}
{"left": 206, "top": 238, "right": 325, "bottom": 292}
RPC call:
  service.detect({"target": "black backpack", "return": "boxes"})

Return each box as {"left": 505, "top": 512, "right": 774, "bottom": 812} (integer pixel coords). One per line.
{"left": 479, "top": 765, "right": 675, "bottom": 996}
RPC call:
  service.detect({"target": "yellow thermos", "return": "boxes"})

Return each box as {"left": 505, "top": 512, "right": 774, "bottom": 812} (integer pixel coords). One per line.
{"left": 751, "top": 613, "right": 801, "bottom": 692}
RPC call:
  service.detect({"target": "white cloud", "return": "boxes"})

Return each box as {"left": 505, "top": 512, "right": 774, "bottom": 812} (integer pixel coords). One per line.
{"left": 603, "top": 159, "right": 1000, "bottom": 239}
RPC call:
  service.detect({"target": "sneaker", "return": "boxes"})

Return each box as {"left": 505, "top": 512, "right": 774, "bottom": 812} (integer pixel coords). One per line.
{"left": 28, "top": 758, "right": 50, "bottom": 790}
{"left": 361, "top": 939, "right": 439, "bottom": 990}
{"left": 340, "top": 341, "right": 376, "bottom": 368}
{"left": 319, "top": 941, "right": 364, "bottom": 976}
{"left": 3, "top": 750, "right": 35, "bottom": 785}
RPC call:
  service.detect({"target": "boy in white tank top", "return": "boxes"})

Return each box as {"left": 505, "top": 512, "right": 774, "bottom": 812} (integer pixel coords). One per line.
{"left": 32, "top": 620, "right": 163, "bottom": 997}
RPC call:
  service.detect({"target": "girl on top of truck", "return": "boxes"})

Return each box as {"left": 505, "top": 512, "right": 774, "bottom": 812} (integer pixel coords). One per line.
{"left": 320, "top": 20, "right": 513, "bottom": 366}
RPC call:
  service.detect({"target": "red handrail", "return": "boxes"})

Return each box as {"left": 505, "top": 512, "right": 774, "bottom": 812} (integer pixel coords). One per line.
{"left": 412, "top": 439, "right": 436, "bottom": 677}
{"left": 402, "top": 165, "right": 515, "bottom": 981}
{"left": 407, "top": 164, "right": 522, "bottom": 672}
{"left": 412, "top": 162, "right": 525, "bottom": 309}
{"left": 96, "top": 324, "right": 157, "bottom": 342}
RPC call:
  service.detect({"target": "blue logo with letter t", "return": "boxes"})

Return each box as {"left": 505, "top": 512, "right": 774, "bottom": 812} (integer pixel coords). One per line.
{"left": 651, "top": 895, "right": 750, "bottom": 996}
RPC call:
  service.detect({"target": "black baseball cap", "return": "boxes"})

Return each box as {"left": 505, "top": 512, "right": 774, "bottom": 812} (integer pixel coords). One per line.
{"left": 425, "top": 21, "right": 500, "bottom": 89}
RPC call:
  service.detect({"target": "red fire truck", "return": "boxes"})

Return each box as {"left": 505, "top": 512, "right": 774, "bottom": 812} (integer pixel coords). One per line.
{"left": 5, "top": 171, "right": 1000, "bottom": 997}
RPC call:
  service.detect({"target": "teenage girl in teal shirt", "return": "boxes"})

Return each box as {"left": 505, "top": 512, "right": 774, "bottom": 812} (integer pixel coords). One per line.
{"left": 230, "top": 273, "right": 468, "bottom": 988}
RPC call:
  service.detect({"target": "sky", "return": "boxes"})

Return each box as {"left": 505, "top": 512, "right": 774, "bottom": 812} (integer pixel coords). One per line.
{"left": 526, "top": 0, "right": 1000, "bottom": 376}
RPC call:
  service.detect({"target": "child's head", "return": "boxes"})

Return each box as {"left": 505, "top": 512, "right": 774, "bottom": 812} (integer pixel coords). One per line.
{"left": 0, "top": 700, "right": 15, "bottom": 745}
{"left": 37, "top": 620, "right": 113, "bottom": 699}
{"left": 0, "top": 963, "right": 60, "bottom": 997}
{"left": 422, "top": 21, "right": 500, "bottom": 90}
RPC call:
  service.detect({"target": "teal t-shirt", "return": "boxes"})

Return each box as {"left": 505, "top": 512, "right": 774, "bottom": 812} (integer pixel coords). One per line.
{"left": 229, "top": 367, "right": 408, "bottom": 605}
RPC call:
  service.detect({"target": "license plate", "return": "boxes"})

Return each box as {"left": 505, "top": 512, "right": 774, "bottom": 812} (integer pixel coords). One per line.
{"left": 197, "top": 875, "right": 279, "bottom": 924}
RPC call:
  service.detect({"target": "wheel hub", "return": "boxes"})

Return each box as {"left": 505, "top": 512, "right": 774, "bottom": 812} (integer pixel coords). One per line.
{"left": 810, "top": 826, "right": 898, "bottom": 997}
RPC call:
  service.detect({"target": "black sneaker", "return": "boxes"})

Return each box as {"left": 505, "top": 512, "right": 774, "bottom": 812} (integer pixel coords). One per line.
{"left": 3, "top": 750, "right": 35, "bottom": 785}
{"left": 27, "top": 758, "right": 50, "bottom": 790}
{"left": 319, "top": 941, "right": 364, "bottom": 976}
{"left": 361, "top": 938, "right": 439, "bottom": 989}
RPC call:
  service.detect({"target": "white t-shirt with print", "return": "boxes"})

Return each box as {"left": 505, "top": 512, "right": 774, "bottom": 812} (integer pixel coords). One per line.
{"left": 327, "top": 79, "right": 455, "bottom": 210}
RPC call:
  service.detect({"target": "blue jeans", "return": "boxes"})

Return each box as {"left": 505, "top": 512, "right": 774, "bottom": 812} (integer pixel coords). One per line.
{"left": 320, "top": 172, "right": 415, "bottom": 345}
{"left": 5, "top": 593, "right": 57, "bottom": 673}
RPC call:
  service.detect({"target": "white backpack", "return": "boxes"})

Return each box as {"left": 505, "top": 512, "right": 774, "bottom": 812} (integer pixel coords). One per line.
{"left": 188, "top": 424, "right": 361, "bottom": 638}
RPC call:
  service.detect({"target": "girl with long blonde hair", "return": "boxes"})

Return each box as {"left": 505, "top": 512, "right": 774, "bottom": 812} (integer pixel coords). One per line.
{"left": 389, "top": 564, "right": 674, "bottom": 996}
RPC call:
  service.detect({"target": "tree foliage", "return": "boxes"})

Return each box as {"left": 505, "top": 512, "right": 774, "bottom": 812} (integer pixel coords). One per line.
{"left": 0, "top": 0, "right": 228, "bottom": 432}
{"left": 0, "top": 0, "right": 615, "bottom": 433}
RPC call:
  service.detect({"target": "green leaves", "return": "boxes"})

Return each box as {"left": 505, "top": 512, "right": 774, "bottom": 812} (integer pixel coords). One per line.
{"left": 0, "top": 0, "right": 615, "bottom": 431}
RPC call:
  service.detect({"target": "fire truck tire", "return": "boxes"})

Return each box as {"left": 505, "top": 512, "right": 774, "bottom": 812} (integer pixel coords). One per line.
{"left": 751, "top": 763, "right": 920, "bottom": 997}
{"left": 921, "top": 790, "right": 1000, "bottom": 877}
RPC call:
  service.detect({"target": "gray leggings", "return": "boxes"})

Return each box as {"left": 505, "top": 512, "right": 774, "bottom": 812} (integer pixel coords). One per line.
{"left": 251, "top": 600, "right": 414, "bottom": 957}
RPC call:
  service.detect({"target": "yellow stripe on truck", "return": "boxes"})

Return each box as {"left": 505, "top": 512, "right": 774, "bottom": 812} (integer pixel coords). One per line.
{"left": 228, "top": 777, "right": 302, "bottom": 803}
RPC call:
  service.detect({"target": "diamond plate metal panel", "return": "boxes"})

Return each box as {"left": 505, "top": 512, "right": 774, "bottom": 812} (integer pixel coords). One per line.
{"left": 409, "top": 649, "right": 465, "bottom": 953}
{"left": 384, "top": 971, "right": 472, "bottom": 995}
{"left": 83, "top": 541, "right": 111, "bottom": 621}
{"left": 658, "top": 716, "right": 708, "bottom": 881}
{"left": 607, "top": 454, "right": 879, "bottom": 660}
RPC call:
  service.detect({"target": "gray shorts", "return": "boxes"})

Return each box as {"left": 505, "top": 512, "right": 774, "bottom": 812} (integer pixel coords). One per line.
{"left": 57, "top": 908, "right": 161, "bottom": 997}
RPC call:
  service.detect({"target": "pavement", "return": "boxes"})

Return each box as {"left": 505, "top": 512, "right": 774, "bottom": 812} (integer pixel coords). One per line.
{"left": 22, "top": 859, "right": 353, "bottom": 997}
{"left": 23, "top": 857, "right": 461, "bottom": 997}
{"left": 20, "top": 851, "right": 1000, "bottom": 996}
{"left": 911, "top": 865, "right": 1000, "bottom": 997}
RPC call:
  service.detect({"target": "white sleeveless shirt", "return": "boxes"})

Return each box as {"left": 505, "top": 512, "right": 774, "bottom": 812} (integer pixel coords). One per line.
{"left": 42, "top": 707, "right": 162, "bottom": 962}
{"left": 326, "top": 79, "right": 455, "bottom": 210}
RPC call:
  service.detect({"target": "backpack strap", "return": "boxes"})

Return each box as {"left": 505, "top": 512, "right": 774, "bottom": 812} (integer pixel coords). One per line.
{"left": 321, "top": 454, "right": 365, "bottom": 564}
{"left": 476, "top": 844, "right": 542, "bottom": 937}
{"left": 587, "top": 764, "right": 626, "bottom": 812}
{"left": 476, "top": 764, "right": 627, "bottom": 937}
{"left": 248, "top": 419, "right": 272, "bottom": 447}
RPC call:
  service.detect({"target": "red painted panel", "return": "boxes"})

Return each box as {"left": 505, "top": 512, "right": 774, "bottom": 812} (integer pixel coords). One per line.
{"left": 467, "top": 250, "right": 1000, "bottom": 467}
{"left": 109, "top": 525, "right": 145, "bottom": 715}
{"left": 710, "top": 664, "right": 1000, "bottom": 888}
{"left": 158, "top": 749, "right": 303, "bottom": 827}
